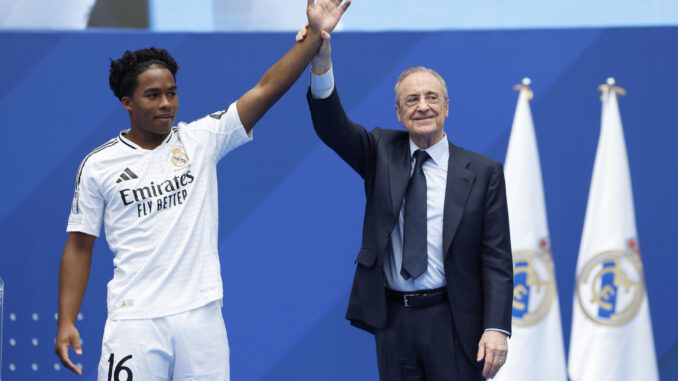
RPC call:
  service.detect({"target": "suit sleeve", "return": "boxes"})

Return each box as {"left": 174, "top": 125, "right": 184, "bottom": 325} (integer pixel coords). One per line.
{"left": 480, "top": 161, "right": 514, "bottom": 335}
{"left": 306, "top": 87, "right": 378, "bottom": 179}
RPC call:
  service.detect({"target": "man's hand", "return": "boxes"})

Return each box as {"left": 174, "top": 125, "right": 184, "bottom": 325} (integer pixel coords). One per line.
{"left": 296, "top": 24, "right": 332, "bottom": 75}
{"left": 477, "top": 330, "right": 508, "bottom": 379}
{"left": 307, "top": 0, "right": 351, "bottom": 35}
{"left": 55, "top": 323, "right": 83, "bottom": 375}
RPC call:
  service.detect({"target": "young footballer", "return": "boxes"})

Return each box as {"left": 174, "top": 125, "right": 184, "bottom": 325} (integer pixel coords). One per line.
{"left": 54, "top": 1, "right": 350, "bottom": 380}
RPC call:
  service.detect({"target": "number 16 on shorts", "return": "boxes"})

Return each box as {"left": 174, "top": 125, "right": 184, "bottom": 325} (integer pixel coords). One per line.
{"left": 107, "top": 353, "right": 133, "bottom": 381}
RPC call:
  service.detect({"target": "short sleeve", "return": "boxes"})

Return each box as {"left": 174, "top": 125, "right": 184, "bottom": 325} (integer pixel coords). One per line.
{"left": 66, "top": 159, "right": 104, "bottom": 237}
{"left": 181, "top": 102, "right": 253, "bottom": 163}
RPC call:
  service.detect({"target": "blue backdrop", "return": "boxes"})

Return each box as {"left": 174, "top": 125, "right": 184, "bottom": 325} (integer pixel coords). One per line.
{"left": 1, "top": 27, "right": 677, "bottom": 380}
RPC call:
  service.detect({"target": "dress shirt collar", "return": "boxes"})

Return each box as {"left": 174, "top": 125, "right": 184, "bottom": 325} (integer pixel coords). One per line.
{"left": 409, "top": 134, "right": 449, "bottom": 167}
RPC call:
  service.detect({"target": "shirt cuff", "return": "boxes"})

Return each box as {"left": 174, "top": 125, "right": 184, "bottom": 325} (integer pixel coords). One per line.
{"left": 484, "top": 328, "right": 510, "bottom": 337}
{"left": 310, "top": 66, "right": 335, "bottom": 99}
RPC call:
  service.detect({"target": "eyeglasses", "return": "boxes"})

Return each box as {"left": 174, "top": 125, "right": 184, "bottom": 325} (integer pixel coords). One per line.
{"left": 401, "top": 93, "right": 444, "bottom": 107}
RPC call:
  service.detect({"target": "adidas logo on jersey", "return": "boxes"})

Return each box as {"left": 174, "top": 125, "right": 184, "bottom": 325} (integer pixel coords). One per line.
{"left": 116, "top": 168, "right": 139, "bottom": 183}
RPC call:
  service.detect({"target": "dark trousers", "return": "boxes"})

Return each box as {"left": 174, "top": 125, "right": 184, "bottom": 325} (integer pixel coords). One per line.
{"left": 375, "top": 299, "right": 483, "bottom": 381}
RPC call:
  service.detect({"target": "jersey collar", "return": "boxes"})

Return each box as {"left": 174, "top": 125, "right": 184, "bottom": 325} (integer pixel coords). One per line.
{"left": 118, "top": 128, "right": 175, "bottom": 150}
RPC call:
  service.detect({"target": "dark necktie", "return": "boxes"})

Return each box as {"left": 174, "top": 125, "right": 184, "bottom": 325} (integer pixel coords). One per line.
{"left": 401, "top": 149, "right": 430, "bottom": 280}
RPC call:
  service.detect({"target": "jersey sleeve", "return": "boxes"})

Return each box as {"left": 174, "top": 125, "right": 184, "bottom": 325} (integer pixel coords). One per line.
{"left": 182, "top": 102, "right": 253, "bottom": 163}
{"left": 66, "top": 158, "right": 104, "bottom": 237}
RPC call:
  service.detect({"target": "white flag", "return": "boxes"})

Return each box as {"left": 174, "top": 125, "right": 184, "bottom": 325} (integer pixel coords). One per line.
{"left": 568, "top": 80, "right": 659, "bottom": 381}
{"left": 496, "top": 80, "right": 567, "bottom": 381}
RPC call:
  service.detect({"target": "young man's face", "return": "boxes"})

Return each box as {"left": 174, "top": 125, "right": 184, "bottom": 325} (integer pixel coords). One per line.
{"left": 122, "top": 64, "right": 178, "bottom": 138}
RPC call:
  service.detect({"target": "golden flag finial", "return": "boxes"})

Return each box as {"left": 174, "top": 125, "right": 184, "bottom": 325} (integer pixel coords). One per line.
{"left": 598, "top": 77, "right": 626, "bottom": 101}
{"left": 513, "top": 77, "right": 533, "bottom": 100}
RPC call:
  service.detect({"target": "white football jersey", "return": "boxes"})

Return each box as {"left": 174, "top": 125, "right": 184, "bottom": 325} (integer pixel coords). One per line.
{"left": 67, "top": 103, "right": 251, "bottom": 320}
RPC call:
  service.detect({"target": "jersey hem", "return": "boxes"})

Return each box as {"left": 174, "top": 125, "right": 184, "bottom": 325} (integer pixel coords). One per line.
{"left": 107, "top": 294, "right": 223, "bottom": 321}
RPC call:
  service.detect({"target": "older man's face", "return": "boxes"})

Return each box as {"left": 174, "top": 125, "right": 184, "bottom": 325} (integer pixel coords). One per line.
{"left": 395, "top": 71, "right": 449, "bottom": 148}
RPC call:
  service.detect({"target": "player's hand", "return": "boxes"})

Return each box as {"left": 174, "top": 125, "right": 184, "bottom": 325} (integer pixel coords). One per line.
{"left": 55, "top": 323, "right": 83, "bottom": 375}
{"left": 306, "top": 0, "right": 351, "bottom": 35}
{"left": 476, "top": 330, "right": 508, "bottom": 379}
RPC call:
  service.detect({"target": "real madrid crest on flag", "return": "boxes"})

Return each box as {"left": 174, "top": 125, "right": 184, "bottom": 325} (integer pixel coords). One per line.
{"left": 576, "top": 238, "right": 644, "bottom": 327}
{"left": 496, "top": 78, "right": 567, "bottom": 381}
{"left": 512, "top": 238, "right": 556, "bottom": 327}
{"left": 568, "top": 79, "right": 658, "bottom": 381}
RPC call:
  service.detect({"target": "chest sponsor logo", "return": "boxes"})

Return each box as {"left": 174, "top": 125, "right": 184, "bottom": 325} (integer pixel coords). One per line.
{"left": 576, "top": 238, "right": 645, "bottom": 326}
{"left": 512, "top": 238, "right": 556, "bottom": 326}
{"left": 118, "top": 170, "right": 195, "bottom": 218}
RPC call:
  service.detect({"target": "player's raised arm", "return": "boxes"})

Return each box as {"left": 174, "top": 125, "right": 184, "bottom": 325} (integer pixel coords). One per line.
{"left": 236, "top": 0, "right": 350, "bottom": 133}
{"left": 55, "top": 232, "right": 96, "bottom": 375}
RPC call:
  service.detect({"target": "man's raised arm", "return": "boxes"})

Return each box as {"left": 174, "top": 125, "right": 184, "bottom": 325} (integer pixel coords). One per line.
{"left": 236, "top": 0, "right": 350, "bottom": 133}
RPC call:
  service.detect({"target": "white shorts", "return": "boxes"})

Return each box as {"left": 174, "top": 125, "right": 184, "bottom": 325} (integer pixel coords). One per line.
{"left": 97, "top": 301, "right": 229, "bottom": 381}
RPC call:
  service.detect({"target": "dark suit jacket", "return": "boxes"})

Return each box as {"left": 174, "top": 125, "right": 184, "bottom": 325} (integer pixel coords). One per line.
{"left": 307, "top": 88, "right": 513, "bottom": 363}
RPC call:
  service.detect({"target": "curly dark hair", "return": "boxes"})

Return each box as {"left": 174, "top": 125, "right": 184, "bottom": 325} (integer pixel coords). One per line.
{"left": 109, "top": 47, "right": 179, "bottom": 100}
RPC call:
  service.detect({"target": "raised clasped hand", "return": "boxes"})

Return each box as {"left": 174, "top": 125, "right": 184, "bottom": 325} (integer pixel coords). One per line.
{"left": 306, "top": 0, "right": 351, "bottom": 34}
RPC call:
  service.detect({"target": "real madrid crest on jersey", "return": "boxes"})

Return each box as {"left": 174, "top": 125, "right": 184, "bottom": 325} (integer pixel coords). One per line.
{"left": 170, "top": 146, "right": 189, "bottom": 167}
{"left": 512, "top": 238, "right": 556, "bottom": 326}
{"left": 576, "top": 238, "right": 644, "bottom": 326}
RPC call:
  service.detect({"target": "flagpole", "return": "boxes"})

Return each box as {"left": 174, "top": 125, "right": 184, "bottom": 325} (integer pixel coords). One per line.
{"left": 597, "top": 77, "right": 626, "bottom": 100}
{"left": 512, "top": 77, "right": 534, "bottom": 100}
{"left": 497, "top": 78, "right": 567, "bottom": 381}
{"left": 568, "top": 78, "right": 658, "bottom": 381}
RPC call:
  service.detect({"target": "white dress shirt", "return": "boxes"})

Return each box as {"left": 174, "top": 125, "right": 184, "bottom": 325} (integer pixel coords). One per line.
{"left": 385, "top": 137, "right": 449, "bottom": 291}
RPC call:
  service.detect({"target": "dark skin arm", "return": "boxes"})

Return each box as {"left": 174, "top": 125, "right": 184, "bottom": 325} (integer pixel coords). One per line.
{"left": 236, "top": 0, "right": 350, "bottom": 133}
{"left": 55, "top": 232, "right": 95, "bottom": 375}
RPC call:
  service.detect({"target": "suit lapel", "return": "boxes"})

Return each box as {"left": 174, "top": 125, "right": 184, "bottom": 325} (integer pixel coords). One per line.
{"left": 389, "top": 136, "right": 411, "bottom": 219}
{"left": 442, "top": 143, "right": 476, "bottom": 258}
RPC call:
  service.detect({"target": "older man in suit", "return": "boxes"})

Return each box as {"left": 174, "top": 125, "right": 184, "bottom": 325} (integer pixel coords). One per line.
{"left": 300, "top": 30, "right": 513, "bottom": 380}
